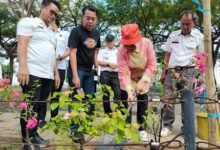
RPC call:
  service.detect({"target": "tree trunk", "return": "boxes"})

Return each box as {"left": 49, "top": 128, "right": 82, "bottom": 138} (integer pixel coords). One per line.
{"left": 202, "top": 0, "right": 219, "bottom": 145}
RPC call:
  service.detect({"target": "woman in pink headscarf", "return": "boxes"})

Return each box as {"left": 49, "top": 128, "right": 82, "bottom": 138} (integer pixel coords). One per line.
{"left": 118, "top": 24, "right": 157, "bottom": 142}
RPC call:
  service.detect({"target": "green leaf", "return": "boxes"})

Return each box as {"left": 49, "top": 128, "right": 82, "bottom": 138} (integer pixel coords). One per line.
{"left": 116, "top": 131, "right": 124, "bottom": 143}
{"left": 86, "top": 94, "right": 93, "bottom": 99}
{"left": 108, "top": 125, "right": 115, "bottom": 134}
{"left": 110, "top": 118, "right": 117, "bottom": 125}
{"left": 124, "top": 128, "right": 132, "bottom": 138}
{"left": 118, "top": 120, "right": 125, "bottom": 130}
{"left": 53, "top": 127, "right": 59, "bottom": 134}
{"left": 74, "top": 94, "right": 82, "bottom": 101}
{"left": 120, "top": 108, "right": 129, "bottom": 115}
{"left": 102, "top": 116, "right": 110, "bottom": 123}
{"left": 77, "top": 126, "right": 84, "bottom": 132}
{"left": 51, "top": 103, "right": 59, "bottom": 111}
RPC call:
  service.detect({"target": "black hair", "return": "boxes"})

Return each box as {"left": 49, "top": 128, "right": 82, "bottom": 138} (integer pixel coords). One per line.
{"left": 82, "top": 4, "right": 98, "bottom": 16}
{"left": 180, "top": 10, "right": 198, "bottom": 23}
{"left": 41, "top": 0, "right": 61, "bottom": 10}
{"left": 106, "top": 34, "right": 115, "bottom": 41}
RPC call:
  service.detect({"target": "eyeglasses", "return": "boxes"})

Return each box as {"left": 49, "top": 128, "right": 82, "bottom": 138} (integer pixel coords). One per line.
{"left": 181, "top": 22, "right": 193, "bottom": 26}
{"left": 49, "top": 9, "right": 59, "bottom": 18}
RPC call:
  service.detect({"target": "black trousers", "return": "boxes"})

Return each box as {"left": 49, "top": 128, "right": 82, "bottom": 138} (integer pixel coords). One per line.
{"left": 51, "top": 69, "right": 66, "bottom": 118}
{"left": 121, "top": 90, "right": 148, "bottom": 130}
{"left": 20, "top": 75, "right": 53, "bottom": 142}
{"left": 100, "top": 71, "right": 121, "bottom": 114}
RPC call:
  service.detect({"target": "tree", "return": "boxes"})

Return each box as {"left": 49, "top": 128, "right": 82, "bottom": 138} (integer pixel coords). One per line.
{"left": 0, "top": 2, "right": 17, "bottom": 80}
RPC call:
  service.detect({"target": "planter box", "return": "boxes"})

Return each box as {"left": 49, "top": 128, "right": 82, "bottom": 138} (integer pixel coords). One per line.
{"left": 197, "top": 112, "right": 220, "bottom": 140}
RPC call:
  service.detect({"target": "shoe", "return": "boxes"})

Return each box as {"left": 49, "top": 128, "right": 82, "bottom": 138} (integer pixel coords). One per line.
{"left": 35, "top": 133, "right": 50, "bottom": 144}
{"left": 22, "top": 143, "right": 41, "bottom": 150}
{"left": 138, "top": 130, "right": 150, "bottom": 142}
{"left": 160, "top": 127, "right": 172, "bottom": 137}
{"left": 72, "top": 131, "right": 85, "bottom": 143}
{"left": 30, "top": 135, "right": 49, "bottom": 148}
{"left": 38, "top": 120, "right": 47, "bottom": 128}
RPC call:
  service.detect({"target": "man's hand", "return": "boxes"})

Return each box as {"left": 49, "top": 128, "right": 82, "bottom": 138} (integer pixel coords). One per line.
{"left": 57, "top": 55, "right": 64, "bottom": 61}
{"left": 18, "top": 65, "right": 29, "bottom": 86}
{"left": 109, "top": 63, "right": 117, "bottom": 70}
{"left": 94, "top": 66, "right": 98, "bottom": 73}
{"left": 136, "top": 79, "right": 146, "bottom": 95}
{"left": 54, "top": 74, "right": 60, "bottom": 89}
{"left": 73, "top": 75, "right": 80, "bottom": 88}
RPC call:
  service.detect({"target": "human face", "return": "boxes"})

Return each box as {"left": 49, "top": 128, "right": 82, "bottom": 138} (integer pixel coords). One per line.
{"left": 40, "top": 3, "right": 60, "bottom": 26}
{"left": 124, "top": 44, "right": 137, "bottom": 52}
{"left": 180, "top": 14, "right": 195, "bottom": 35}
{"left": 82, "top": 9, "right": 97, "bottom": 31}
{"left": 106, "top": 40, "right": 115, "bottom": 49}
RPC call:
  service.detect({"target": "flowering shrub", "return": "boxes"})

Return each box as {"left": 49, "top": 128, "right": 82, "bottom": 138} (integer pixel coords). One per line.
{"left": 0, "top": 79, "right": 38, "bottom": 130}
{"left": 0, "top": 80, "right": 162, "bottom": 148}
{"left": 193, "top": 52, "right": 208, "bottom": 101}
{"left": 194, "top": 52, "right": 208, "bottom": 74}
{"left": 0, "top": 79, "right": 21, "bottom": 105}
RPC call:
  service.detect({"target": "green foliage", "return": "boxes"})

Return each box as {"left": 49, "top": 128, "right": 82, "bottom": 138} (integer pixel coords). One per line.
{"left": 0, "top": 3, "right": 17, "bottom": 40}
{"left": 41, "top": 84, "right": 142, "bottom": 148}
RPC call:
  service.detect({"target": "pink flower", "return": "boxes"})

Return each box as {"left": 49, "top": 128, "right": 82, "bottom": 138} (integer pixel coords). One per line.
{"left": 26, "top": 117, "right": 38, "bottom": 129}
{"left": 195, "top": 61, "right": 206, "bottom": 73}
{"left": 12, "top": 91, "right": 21, "bottom": 97}
{"left": 202, "top": 53, "right": 208, "bottom": 57}
{"left": 194, "top": 52, "right": 208, "bottom": 60}
{"left": 0, "top": 82, "right": 4, "bottom": 87}
{"left": 0, "top": 79, "right": 10, "bottom": 87}
{"left": 2, "top": 79, "right": 10, "bottom": 85}
{"left": 19, "top": 102, "right": 27, "bottom": 109}
{"left": 194, "top": 53, "right": 208, "bottom": 74}
{"left": 194, "top": 83, "right": 205, "bottom": 94}
{"left": 63, "top": 113, "right": 71, "bottom": 120}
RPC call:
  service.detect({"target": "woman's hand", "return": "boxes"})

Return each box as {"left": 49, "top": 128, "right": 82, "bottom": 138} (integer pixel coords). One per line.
{"left": 127, "top": 91, "right": 135, "bottom": 105}
{"left": 136, "top": 79, "right": 146, "bottom": 95}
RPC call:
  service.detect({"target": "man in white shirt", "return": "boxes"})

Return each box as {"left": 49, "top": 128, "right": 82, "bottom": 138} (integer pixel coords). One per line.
{"left": 160, "top": 10, "right": 204, "bottom": 150}
{"left": 16, "top": 0, "right": 61, "bottom": 149}
{"left": 50, "top": 18, "right": 70, "bottom": 119}
{"left": 98, "top": 34, "right": 121, "bottom": 114}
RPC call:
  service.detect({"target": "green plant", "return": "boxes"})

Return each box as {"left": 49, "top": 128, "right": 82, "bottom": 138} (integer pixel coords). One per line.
{"left": 42, "top": 84, "right": 140, "bottom": 149}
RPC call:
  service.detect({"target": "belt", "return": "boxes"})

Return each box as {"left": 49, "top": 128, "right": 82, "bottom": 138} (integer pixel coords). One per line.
{"left": 169, "top": 66, "right": 195, "bottom": 71}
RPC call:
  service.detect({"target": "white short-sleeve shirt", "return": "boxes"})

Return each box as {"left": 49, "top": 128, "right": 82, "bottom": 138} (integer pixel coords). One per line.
{"left": 54, "top": 29, "right": 70, "bottom": 70}
{"left": 98, "top": 47, "right": 118, "bottom": 72}
{"left": 17, "top": 17, "right": 56, "bottom": 79}
{"left": 163, "top": 29, "right": 204, "bottom": 67}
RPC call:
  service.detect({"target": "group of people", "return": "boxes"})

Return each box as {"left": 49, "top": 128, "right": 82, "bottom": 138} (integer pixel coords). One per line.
{"left": 16, "top": 0, "right": 203, "bottom": 150}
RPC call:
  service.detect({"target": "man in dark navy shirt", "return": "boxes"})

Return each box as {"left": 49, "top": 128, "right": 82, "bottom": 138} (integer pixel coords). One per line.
{"left": 68, "top": 4, "right": 101, "bottom": 142}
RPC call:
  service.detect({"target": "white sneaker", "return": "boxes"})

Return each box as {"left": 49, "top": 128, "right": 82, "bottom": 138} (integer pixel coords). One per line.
{"left": 161, "top": 127, "right": 172, "bottom": 137}
{"left": 138, "top": 130, "right": 150, "bottom": 142}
